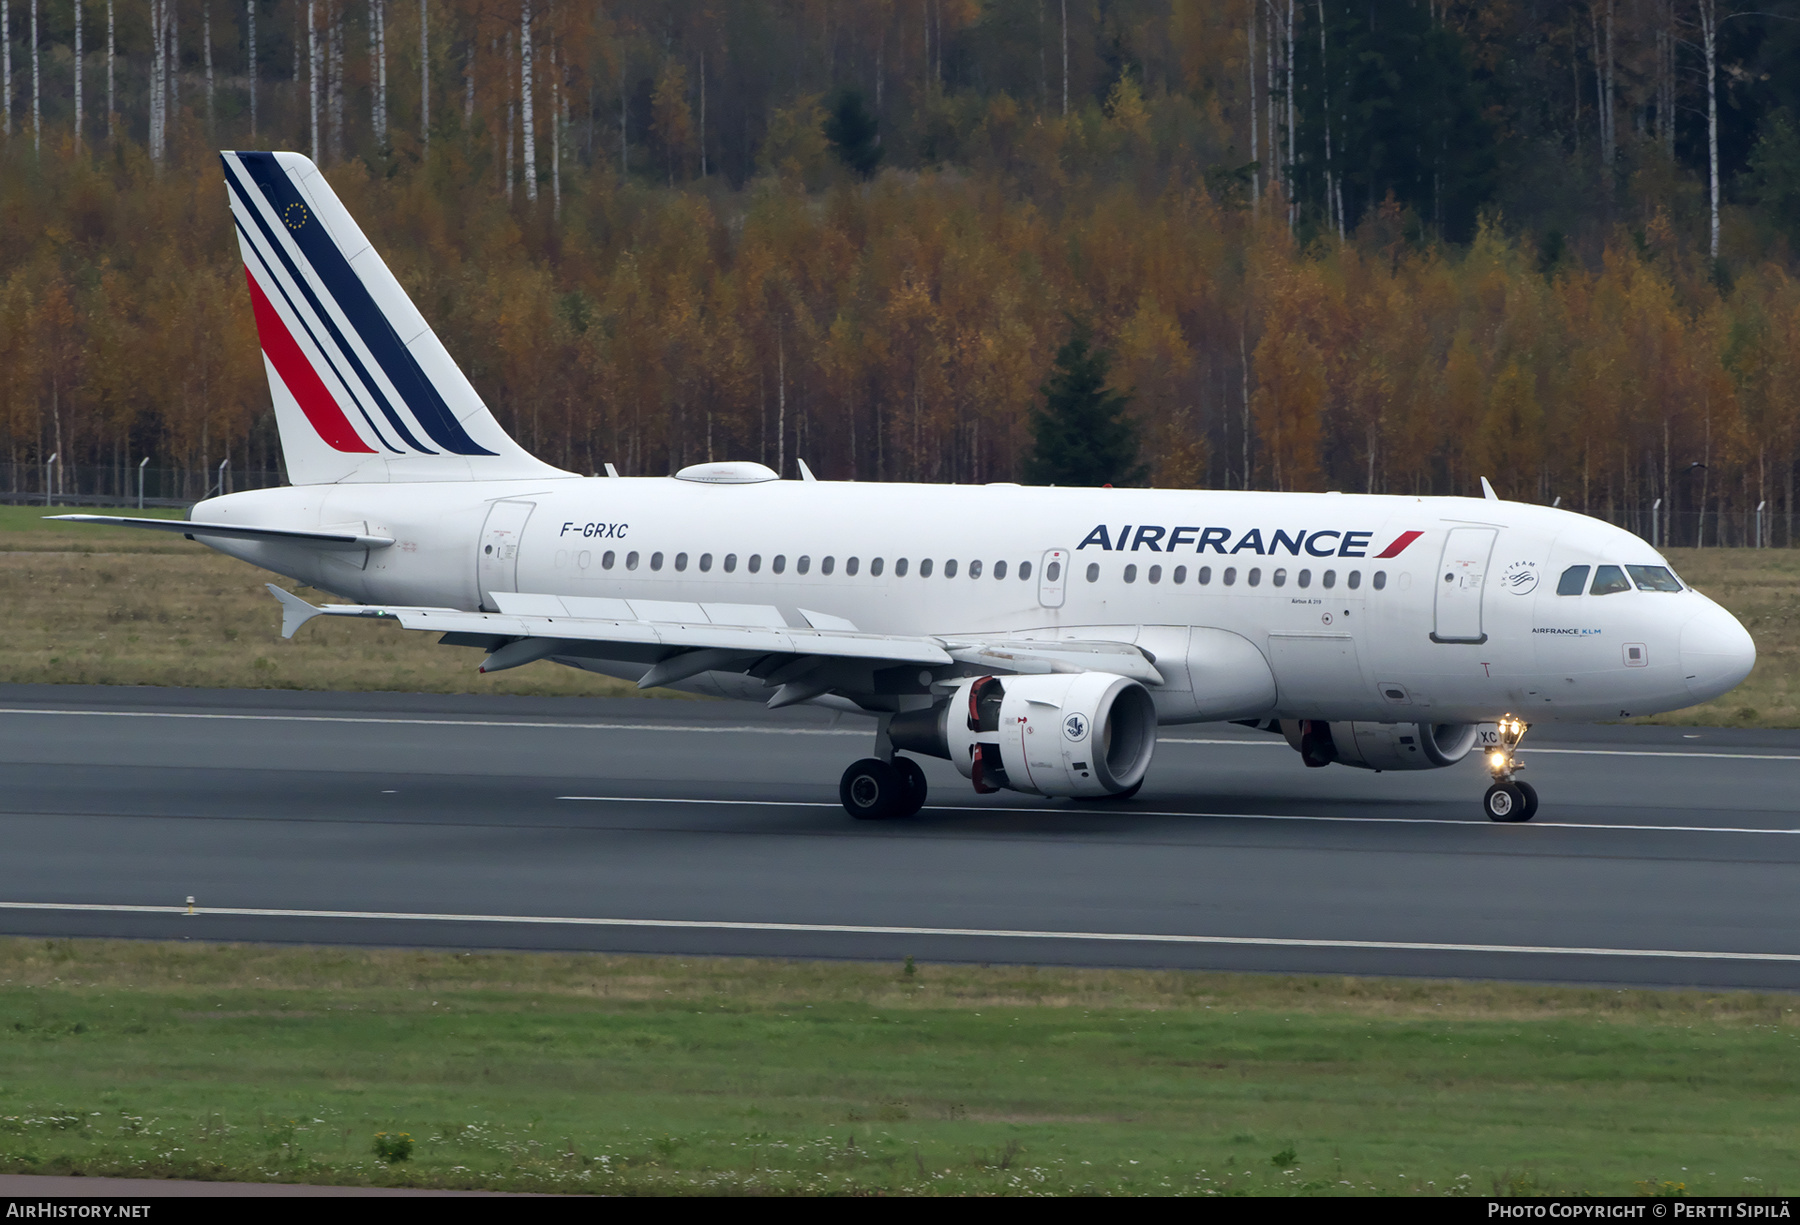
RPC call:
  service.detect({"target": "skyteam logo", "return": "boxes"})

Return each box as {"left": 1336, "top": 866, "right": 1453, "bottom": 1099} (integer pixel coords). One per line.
{"left": 1076, "top": 525, "right": 1423, "bottom": 558}
{"left": 1063, "top": 713, "right": 1089, "bottom": 742}
{"left": 223, "top": 151, "right": 496, "bottom": 458}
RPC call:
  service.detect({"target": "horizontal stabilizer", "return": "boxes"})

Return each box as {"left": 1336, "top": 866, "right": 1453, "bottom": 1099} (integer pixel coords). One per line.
{"left": 49, "top": 514, "right": 393, "bottom": 551}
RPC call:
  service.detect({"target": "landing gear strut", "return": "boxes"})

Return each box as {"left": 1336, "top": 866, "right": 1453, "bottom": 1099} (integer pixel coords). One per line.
{"left": 1481, "top": 715, "right": 1537, "bottom": 822}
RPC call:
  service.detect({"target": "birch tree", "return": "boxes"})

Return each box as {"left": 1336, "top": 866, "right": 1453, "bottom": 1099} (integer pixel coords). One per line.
{"left": 307, "top": 0, "right": 318, "bottom": 162}
{"left": 2, "top": 0, "right": 9, "bottom": 139}
{"left": 72, "top": 0, "right": 80, "bottom": 151}
{"left": 149, "top": 0, "right": 165, "bottom": 160}
{"left": 245, "top": 0, "right": 254, "bottom": 136}
{"left": 203, "top": 0, "right": 213, "bottom": 132}
{"left": 1247, "top": 1, "right": 1258, "bottom": 212}
{"left": 417, "top": 0, "right": 426, "bottom": 148}
{"left": 1700, "top": 0, "right": 1719, "bottom": 259}
{"left": 106, "top": 0, "right": 113, "bottom": 141}
{"left": 30, "top": 0, "right": 38, "bottom": 152}
{"left": 520, "top": 0, "right": 536, "bottom": 203}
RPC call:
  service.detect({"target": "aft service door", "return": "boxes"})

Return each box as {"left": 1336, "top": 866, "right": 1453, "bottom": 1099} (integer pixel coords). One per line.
{"left": 478, "top": 499, "right": 535, "bottom": 611}
{"left": 1432, "top": 527, "right": 1496, "bottom": 644}
{"left": 1037, "top": 549, "right": 1069, "bottom": 608}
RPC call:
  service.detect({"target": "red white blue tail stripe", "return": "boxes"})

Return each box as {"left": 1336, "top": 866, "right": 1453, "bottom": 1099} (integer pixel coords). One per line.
{"left": 223, "top": 151, "right": 495, "bottom": 458}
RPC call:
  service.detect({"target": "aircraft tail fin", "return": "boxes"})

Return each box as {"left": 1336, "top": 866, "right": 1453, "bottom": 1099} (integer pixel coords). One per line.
{"left": 221, "top": 150, "right": 570, "bottom": 485}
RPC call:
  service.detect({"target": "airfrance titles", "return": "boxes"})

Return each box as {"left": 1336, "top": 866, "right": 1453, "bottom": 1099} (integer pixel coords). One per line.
{"left": 1077, "top": 524, "right": 1422, "bottom": 558}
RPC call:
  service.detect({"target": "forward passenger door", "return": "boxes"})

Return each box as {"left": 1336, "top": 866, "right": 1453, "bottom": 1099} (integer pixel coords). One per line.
{"left": 1432, "top": 527, "right": 1496, "bottom": 644}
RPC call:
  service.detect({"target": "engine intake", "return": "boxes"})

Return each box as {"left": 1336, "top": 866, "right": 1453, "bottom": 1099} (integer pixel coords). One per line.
{"left": 890, "top": 672, "right": 1157, "bottom": 798}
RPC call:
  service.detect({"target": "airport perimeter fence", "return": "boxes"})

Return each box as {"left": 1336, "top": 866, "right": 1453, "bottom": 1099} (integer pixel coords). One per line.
{"left": 0, "top": 461, "right": 286, "bottom": 509}
{"left": 0, "top": 462, "right": 1791, "bottom": 548}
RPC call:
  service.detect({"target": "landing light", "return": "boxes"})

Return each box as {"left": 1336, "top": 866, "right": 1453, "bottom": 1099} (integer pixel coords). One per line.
{"left": 1488, "top": 751, "right": 1506, "bottom": 769}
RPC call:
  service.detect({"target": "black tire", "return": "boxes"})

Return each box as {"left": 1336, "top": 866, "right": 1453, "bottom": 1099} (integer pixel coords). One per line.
{"left": 1515, "top": 781, "right": 1539, "bottom": 822}
{"left": 1483, "top": 782, "right": 1527, "bottom": 822}
{"left": 892, "top": 756, "right": 928, "bottom": 816}
{"left": 840, "top": 758, "right": 902, "bottom": 820}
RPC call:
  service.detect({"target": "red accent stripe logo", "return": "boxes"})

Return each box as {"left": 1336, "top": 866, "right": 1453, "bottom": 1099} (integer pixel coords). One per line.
{"left": 243, "top": 268, "right": 376, "bottom": 454}
{"left": 1375, "top": 530, "right": 1423, "bottom": 559}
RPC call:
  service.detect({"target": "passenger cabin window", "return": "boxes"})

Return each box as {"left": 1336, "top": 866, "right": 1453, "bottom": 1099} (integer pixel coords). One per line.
{"left": 1173, "top": 565, "right": 1187, "bottom": 583}
{"left": 1123, "top": 564, "right": 1138, "bottom": 583}
{"left": 650, "top": 552, "right": 663, "bottom": 571}
{"left": 843, "top": 557, "right": 855, "bottom": 575}
{"left": 1298, "top": 569, "right": 1312, "bottom": 588}
{"left": 674, "top": 552, "right": 688, "bottom": 572}
{"left": 943, "top": 560, "right": 957, "bottom": 578}
{"left": 698, "top": 553, "right": 713, "bottom": 572}
{"left": 1044, "top": 561, "right": 1059, "bottom": 582}
{"left": 1556, "top": 565, "right": 1590, "bottom": 595}
{"left": 969, "top": 560, "right": 983, "bottom": 579}
{"left": 1346, "top": 570, "right": 1360, "bottom": 590}
{"left": 1085, "top": 562, "right": 1100, "bottom": 583}
{"left": 723, "top": 553, "right": 738, "bottom": 572}
{"left": 993, "top": 560, "right": 1006, "bottom": 579}
{"left": 796, "top": 556, "right": 810, "bottom": 575}
{"left": 920, "top": 559, "right": 934, "bottom": 578}
{"left": 1590, "top": 565, "right": 1630, "bottom": 595}
{"left": 1148, "top": 565, "right": 1162, "bottom": 584}
{"left": 602, "top": 551, "right": 616, "bottom": 569}
{"left": 1247, "top": 568, "right": 1262, "bottom": 587}
{"left": 895, "top": 558, "right": 909, "bottom": 577}
{"left": 1372, "top": 570, "right": 1387, "bottom": 590}
{"left": 625, "top": 551, "right": 639, "bottom": 570}
{"left": 870, "top": 558, "right": 884, "bottom": 576}
{"left": 748, "top": 554, "right": 763, "bottom": 573}
{"left": 1198, "top": 566, "right": 1212, "bottom": 585}
{"left": 1223, "top": 567, "right": 1236, "bottom": 586}
{"left": 1627, "top": 565, "right": 1682, "bottom": 592}
{"left": 772, "top": 555, "right": 786, "bottom": 574}
{"left": 1271, "top": 568, "right": 1287, "bottom": 588}
{"left": 1019, "top": 561, "right": 1032, "bottom": 580}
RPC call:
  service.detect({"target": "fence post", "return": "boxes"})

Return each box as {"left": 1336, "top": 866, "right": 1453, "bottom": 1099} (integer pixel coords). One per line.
{"left": 1651, "top": 498, "right": 1662, "bottom": 549}
{"left": 138, "top": 457, "right": 149, "bottom": 509}
{"left": 43, "top": 454, "right": 56, "bottom": 507}
{"left": 216, "top": 458, "right": 230, "bottom": 498}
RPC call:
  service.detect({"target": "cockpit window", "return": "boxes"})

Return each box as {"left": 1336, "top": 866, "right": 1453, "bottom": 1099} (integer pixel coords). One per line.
{"left": 1556, "top": 565, "right": 1590, "bottom": 596}
{"left": 1589, "top": 565, "right": 1631, "bottom": 595}
{"left": 1626, "top": 565, "right": 1682, "bottom": 592}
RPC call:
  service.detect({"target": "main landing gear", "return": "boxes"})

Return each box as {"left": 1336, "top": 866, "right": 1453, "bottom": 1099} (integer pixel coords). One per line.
{"left": 1481, "top": 715, "right": 1537, "bottom": 822}
{"left": 839, "top": 756, "right": 928, "bottom": 820}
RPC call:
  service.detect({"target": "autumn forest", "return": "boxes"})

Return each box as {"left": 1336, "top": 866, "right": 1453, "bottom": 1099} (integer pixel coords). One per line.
{"left": 4, "top": 0, "right": 1800, "bottom": 546}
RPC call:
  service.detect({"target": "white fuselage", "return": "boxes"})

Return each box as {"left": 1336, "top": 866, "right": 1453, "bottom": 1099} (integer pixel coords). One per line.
{"left": 191, "top": 478, "right": 1755, "bottom": 725}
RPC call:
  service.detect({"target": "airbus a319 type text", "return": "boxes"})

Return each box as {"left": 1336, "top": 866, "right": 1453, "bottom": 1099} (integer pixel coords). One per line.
{"left": 59, "top": 152, "right": 1758, "bottom": 822}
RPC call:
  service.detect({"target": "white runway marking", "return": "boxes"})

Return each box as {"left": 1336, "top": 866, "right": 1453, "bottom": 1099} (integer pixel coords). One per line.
{"left": 554, "top": 795, "right": 1800, "bottom": 835}
{"left": 0, "top": 708, "right": 865, "bottom": 736}
{"left": 1163, "top": 737, "right": 1800, "bottom": 761}
{"left": 0, "top": 900, "right": 1792, "bottom": 963}
{"left": 1, "top": 709, "right": 1794, "bottom": 758}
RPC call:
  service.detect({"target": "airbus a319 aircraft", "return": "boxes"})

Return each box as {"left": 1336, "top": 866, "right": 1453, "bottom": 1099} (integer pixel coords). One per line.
{"left": 60, "top": 152, "right": 1758, "bottom": 823}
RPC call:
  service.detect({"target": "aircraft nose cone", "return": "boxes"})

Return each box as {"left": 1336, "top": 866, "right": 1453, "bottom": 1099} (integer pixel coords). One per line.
{"left": 1680, "top": 603, "right": 1756, "bottom": 702}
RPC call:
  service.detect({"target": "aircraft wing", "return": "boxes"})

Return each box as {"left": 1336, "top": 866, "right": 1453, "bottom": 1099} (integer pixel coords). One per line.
{"left": 48, "top": 515, "right": 394, "bottom": 551}
{"left": 266, "top": 586, "right": 1162, "bottom": 706}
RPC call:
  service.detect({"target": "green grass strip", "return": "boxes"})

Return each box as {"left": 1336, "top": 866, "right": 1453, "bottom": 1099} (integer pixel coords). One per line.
{"left": 0, "top": 940, "right": 1793, "bottom": 1196}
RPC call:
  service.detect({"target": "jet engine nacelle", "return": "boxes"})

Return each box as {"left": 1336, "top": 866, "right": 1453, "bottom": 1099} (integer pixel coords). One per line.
{"left": 1281, "top": 718, "right": 1482, "bottom": 771}
{"left": 890, "top": 672, "right": 1158, "bottom": 798}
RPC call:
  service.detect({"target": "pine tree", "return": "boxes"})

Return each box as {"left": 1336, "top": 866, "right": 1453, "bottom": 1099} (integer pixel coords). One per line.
{"left": 1023, "top": 320, "right": 1146, "bottom": 487}
{"left": 823, "top": 88, "right": 880, "bottom": 178}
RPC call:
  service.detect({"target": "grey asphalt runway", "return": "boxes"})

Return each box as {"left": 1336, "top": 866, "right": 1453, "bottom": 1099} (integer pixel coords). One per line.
{"left": 0, "top": 683, "right": 1795, "bottom": 990}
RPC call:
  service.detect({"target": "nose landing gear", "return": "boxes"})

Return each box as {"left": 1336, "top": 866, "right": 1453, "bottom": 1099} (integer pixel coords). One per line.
{"left": 1481, "top": 716, "right": 1537, "bottom": 822}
